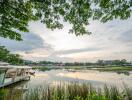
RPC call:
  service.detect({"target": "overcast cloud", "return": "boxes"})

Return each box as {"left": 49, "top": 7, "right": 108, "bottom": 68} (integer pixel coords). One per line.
{"left": 0, "top": 17, "right": 132, "bottom": 62}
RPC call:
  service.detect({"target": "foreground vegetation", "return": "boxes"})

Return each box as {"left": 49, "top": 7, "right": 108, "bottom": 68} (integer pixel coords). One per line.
{"left": 24, "top": 83, "right": 132, "bottom": 100}
{"left": 1, "top": 83, "right": 132, "bottom": 100}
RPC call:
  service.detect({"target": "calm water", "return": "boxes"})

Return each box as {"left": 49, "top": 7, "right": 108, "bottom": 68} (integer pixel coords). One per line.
{"left": 27, "top": 69, "right": 132, "bottom": 88}
{"left": 4, "top": 69, "right": 132, "bottom": 99}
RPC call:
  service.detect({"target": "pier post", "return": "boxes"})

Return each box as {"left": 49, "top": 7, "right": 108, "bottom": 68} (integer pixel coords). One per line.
{"left": 11, "top": 69, "right": 18, "bottom": 82}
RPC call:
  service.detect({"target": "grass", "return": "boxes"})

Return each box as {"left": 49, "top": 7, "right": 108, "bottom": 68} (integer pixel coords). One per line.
{"left": 23, "top": 83, "right": 132, "bottom": 100}
{"left": 24, "top": 83, "right": 132, "bottom": 100}
{"left": 1, "top": 82, "right": 132, "bottom": 100}
{"left": 0, "top": 89, "right": 7, "bottom": 100}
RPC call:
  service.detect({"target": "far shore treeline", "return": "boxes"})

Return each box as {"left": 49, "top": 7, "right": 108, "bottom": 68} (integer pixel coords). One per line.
{"left": 23, "top": 59, "right": 132, "bottom": 67}
{"left": 0, "top": 46, "right": 131, "bottom": 67}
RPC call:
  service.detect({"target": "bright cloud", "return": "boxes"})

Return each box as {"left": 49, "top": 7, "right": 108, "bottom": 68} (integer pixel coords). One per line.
{"left": 0, "top": 17, "right": 132, "bottom": 62}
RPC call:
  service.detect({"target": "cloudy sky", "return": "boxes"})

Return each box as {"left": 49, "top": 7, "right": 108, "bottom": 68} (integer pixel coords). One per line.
{"left": 0, "top": 17, "right": 132, "bottom": 62}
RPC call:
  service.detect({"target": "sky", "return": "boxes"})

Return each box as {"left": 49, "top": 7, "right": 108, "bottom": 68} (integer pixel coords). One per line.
{"left": 0, "top": 17, "right": 132, "bottom": 62}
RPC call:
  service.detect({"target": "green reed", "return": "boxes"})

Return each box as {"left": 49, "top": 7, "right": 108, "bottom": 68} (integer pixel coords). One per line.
{"left": 0, "top": 82, "right": 132, "bottom": 100}
{"left": 23, "top": 83, "right": 132, "bottom": 100}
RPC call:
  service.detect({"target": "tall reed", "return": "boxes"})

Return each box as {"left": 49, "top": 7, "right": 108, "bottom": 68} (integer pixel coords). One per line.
{"left": 1, "top": 82, "right": 132, "bottom": 100}
{"left": 23, "top": 83, "right": 132, "bottom": 100}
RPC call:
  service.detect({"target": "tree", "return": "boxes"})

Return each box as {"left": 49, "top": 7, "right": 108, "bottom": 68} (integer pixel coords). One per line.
{"left": 97, "top": 60, "right": 104, "bottom": 66}
{"left": 0, "top": 46, "right": 23, "bottom": 65}
{"left": 0, "top": 0, "right": 132, "bottom": 62}
{"left": 112, "top": 59, "right": 128, "bottom": 66}
{"left": 0, "top": 0, "right": 132, "bottom": 41}
{"left": 120, "top": 59, "right": 127, "bottom": 65}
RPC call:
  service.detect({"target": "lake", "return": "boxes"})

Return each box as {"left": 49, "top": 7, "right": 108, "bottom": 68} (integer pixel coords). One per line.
{"left": 28, "top": 69, "right": 132, "bottom": 88}
{"left": 3, "top": 69, "right": 132, "bottom": 99}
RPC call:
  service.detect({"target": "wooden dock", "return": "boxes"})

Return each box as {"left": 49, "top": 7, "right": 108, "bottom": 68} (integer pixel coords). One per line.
{"left": 0, "top": 64, "right": 32, "bottom": 88}
{"left": 0, "top": 76, "right": 30, "bottom": 88}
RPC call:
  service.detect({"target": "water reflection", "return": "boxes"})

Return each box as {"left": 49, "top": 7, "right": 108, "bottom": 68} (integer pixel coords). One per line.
{"left": 116, "top": 71, "right": 130, "bottom": 76}
{"left": 66, "top": 69, "right": 131, "bottom": 76}
{"left": 56, "top": 70, "right": 129, "bottom": 87}
{"left": 2, "top": 69, "right": 132, "bottom": 100}
{"left": 4, "top": 81, "right": 28, "bottom": 100}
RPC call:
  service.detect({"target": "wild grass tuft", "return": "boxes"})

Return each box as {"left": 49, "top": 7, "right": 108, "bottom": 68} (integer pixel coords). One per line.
{"left": 1, "top": 83, "right": 132, "bottom": 100}
{"left": 23, "top": 83, "right": 132, "bottom": 100}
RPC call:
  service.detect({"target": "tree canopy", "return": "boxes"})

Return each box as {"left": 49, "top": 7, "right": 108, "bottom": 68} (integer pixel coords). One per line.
{"left": 0, "top": 0, "right": 132, "bottom": 41}
{"left": 0, "top": 0, "right": 132, "bottom": 64}
{"left": 0, "top": 46, "right": 23, "bottom": 65}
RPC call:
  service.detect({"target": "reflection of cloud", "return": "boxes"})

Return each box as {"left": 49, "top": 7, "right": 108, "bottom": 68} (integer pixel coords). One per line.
{"left": 35, "top": 73, "right": 48, "bottom": 78}
{"left": 56, "top": 73, "right": 65, "bottom": 77}
{"left": 55, "top": 71, "right": 131, "bottom": 87}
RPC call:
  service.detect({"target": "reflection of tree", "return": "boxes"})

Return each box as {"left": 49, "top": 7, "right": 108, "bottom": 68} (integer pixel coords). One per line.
{"left": 116, "top": 71, "right": 130, "bottom": 76}
{"left": 5, "top": 84, "right": 28, "bottom": 100}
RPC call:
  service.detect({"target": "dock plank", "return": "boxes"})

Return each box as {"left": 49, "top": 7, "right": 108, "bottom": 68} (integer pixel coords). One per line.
{"left": 0, "top": 76, "right": 30, "bottom": 88}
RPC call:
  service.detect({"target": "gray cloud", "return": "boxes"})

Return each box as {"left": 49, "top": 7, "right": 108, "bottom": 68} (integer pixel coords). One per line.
{"left": 114, "top": 51, "right": 132, "bottom": 55}
{"left": 118, "top": 30, "right": 132, "bottom": 42}
{"left": 53, "top": 47, "right": 102, "bottom": 55}
{"left": 23, "top": 54, "right": 73, "bottom": 62}
{"left": 0, "top": 32, "right": 52, "bottom": 52}
{"left": 42, "top": 55, "right": 73, "bottom": 62}
{"left": 1, "top": 17, "right": 132, "bottom": 62}
{"left": 27, "top": 47, "right": 102, "bottom": 62}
